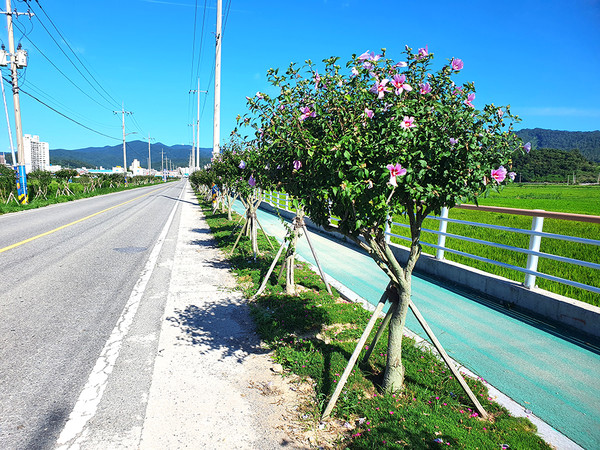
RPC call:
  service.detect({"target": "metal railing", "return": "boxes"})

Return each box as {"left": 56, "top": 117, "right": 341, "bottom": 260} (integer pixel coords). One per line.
{"left": 262, "top": 191, "right": 600, "bottom": 296}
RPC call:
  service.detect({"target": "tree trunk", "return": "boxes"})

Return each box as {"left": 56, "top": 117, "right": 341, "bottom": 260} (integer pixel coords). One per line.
{"left": 251, "top": 215, "right": 259, "bottom": 257}
{"left": 284, "top": 231, "right": 299, "bottom": 295}
{"left": 226, "top": 196, "right": 233, "bottom": 220}
{"left": 382, "top": 281, "right": 411, "bottom": 392}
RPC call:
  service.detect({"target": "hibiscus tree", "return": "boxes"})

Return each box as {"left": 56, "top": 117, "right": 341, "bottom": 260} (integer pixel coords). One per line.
{"left": 244, "top": 47, "right": 522, "bottom": 391}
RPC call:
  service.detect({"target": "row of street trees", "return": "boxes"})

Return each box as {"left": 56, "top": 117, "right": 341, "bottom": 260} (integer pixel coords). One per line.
{"left": 191, "top": 46, "right": 526, "bottom": 392}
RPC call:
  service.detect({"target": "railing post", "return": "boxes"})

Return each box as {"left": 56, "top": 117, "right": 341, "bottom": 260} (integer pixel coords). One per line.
{"left": 285, "top": 193, "right": 290, "bottom": 211}
{"left": 436, "top": 206, "right": 449, "bottom": 260}
{"left": 524, "top": 210, "right": 545, "bottom": 289}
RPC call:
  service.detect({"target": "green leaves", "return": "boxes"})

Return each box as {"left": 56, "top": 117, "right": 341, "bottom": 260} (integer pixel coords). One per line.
{"left": 207, "top": 47, "right": 522, "bottom": 281}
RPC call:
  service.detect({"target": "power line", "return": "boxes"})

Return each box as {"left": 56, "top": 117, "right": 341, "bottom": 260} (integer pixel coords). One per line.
{"left": 20, "top": 1, "right": 118, "bottom": 110}
{"left": 189, "top": 0, "right": 199, "bottom": 90}
{"left": 27, "top": 0, "right": 120, "bottom": 108}
{"left": 130, "top": 113, "right": 147, "bottom": 137}
{"left": 10, "top": 19, "right": 115, "bottom": 111}
{"left": 2, "top": 76, "right": 120, "bottom": 141}
{"left": 16, "top": 77, "right": 118, "bottom": 129}
{"left": 223, "top": 0, "right": 232, "bottom": 34}
{"left": 193, "top": 0, "right": 208, "bottom": 84}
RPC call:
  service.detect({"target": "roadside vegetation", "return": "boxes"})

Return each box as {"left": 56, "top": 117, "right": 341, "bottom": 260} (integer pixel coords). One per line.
{"left": 199, "top": 197, "right": 550, "bottom": 449}
{"left": 0, "top": 166, "right": 169, "bottom": 215}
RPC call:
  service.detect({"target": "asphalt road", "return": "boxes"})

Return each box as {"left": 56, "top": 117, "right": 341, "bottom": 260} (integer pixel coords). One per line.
{"left": 0, "top": 180, "right": 185, "bottom": 450}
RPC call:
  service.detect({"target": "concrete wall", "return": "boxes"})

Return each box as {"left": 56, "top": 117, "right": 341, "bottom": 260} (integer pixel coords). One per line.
{"left": 259, "top": 201, "right": 600, "bottom": 340}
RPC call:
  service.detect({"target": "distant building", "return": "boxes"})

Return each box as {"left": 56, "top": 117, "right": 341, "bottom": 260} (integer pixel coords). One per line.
{"left": 130, "top": 158, "right": 151, "bottom": 176}
{"left": 23, "top": 134, "right": 50, "bottom": 172}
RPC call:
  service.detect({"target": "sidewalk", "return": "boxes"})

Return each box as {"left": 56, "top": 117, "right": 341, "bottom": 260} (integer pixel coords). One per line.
{"left": 138, "top": 185, "right": 307, "bottom": 449}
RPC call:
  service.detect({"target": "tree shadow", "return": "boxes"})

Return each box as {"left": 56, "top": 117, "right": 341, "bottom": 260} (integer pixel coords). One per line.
{"left": 167, "top": 300, "right": 269, "bottom": 364}
{"left": 24, "top": 406, "right": 70, "bottom": 450}
{"left": 160, "top": 194, "right": 199, "bottom": 206}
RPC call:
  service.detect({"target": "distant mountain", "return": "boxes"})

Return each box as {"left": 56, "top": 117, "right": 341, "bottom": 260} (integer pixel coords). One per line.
{"left": 516, "top": 128, "right": 600, "bottom": 162}
{"left": 49, "top": 141, "right": 213, "bottom": 170}
{"left": 44, "top": 129, "right": 600, "bottom": 169}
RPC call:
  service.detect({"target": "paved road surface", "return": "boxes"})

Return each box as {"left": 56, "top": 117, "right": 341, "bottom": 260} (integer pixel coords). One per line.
{"left": 0, "top": 181, "right": 184, "bottom": 450}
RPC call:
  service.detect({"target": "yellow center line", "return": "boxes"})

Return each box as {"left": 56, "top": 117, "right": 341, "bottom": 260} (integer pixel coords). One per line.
{"left": 0, "top": 186, "right": 167, "bottom": 254}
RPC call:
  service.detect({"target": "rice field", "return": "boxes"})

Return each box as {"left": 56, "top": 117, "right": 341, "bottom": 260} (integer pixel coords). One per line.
{"left": 391, "top": 184, "right": 600, "bottom": 307}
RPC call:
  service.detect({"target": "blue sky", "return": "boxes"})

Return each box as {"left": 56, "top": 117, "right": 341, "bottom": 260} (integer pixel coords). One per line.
{"left": 0, "top": 0, "right": 599, "bottom": 153}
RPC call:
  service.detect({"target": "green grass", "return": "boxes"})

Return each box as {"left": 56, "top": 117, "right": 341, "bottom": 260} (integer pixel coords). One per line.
{"left": 199, "top": 197, "right": 550, "bottom": 450}
{"left": 391, "top": 184, "right": 600, "bottom": 307}
{"left": 476, "top": 184, "right": 600, "bottom": 215}
{"left": 0, "top": 180, "right": 168, "bottom": 215}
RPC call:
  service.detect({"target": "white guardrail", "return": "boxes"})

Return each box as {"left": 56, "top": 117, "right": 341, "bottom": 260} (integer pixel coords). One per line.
{"left": 262, "top": 191, "right": 600, "bottom": 296}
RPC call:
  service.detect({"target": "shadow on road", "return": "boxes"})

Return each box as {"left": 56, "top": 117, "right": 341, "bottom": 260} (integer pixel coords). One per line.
{"left": 160, "top": 194, "right": 198, "bottom": 206}
{"left": 167, "top": 301, "right": 268, "bottom": 364}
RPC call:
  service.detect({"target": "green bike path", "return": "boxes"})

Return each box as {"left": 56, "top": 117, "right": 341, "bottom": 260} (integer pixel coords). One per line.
{"left": 233, "top": 202, "right": 600, "bottom": 449}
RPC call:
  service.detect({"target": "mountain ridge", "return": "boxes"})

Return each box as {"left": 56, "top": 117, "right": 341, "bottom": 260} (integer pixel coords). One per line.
{"left": 515, "top": 128, "right": 600, "bottom": 162}
{"left": 45, "top": 128, "right": 600, "bottom": 169}
{"left": 49, "top": 141, "right": 213, "bottom": 170}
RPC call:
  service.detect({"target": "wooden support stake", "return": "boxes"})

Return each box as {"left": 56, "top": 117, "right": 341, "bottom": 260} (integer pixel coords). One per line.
{"left": 256, "top": 217, "right": 275, "bottom": 250}
{"left": 362, "top": 300, "right": 397, "bottom": 364}
{"left": 301, "top": 224, "right": 332, "bottom": 295}
{"left": 322, "top": 291, "right": 388, "bottom": 419}
{"left": 253, "top": 237, "right": 288, "bottom": 299}
{"left": 409, "top": 300, "right": 489, "bottom": 420}
{"left": 229, "top": 218, "right": 248, "bottom": 256}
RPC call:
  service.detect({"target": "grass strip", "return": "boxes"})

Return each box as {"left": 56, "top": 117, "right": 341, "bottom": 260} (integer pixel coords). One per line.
{"left": 200, "top": 198, "right": 551, "bottom": 449}
{"left": 0, "top": 180, "right": 171, "bottom": 215}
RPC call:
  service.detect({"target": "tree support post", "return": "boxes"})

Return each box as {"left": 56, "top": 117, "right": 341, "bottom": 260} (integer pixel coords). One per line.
{"left": 254, "top": 211, "right": 332, "bottom": 298}
{"left": 301, "top": 222, "right": 332, "bottom": 295}
{"left": 322, "top": 290, "right": 389, "bottom": 419}
{"left": 362, "top": 300, "right": 397, "bottom": 364}
{"left": 408, "top": 300, "right": 488, "bottom": 419}
{"left": 252, "top": 238, "right": 288, "bottom": 299}
{"left": 323, "top": 286, "right": 488, "bottom": 421}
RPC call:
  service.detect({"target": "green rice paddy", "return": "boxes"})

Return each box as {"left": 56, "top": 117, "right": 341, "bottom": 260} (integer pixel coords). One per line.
{"left": 391, "top": 184, "right": 600, "bottom": 307}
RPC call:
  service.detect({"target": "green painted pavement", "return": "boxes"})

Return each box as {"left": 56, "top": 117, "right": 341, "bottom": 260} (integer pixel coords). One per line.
{"left": 233, "top": 202, "right": 600, "bottom": 449}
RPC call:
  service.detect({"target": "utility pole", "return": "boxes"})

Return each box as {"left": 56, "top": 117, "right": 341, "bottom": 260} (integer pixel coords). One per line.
{"left": 113, "top": 104, "right": 133, "bottom": 184}
{"left": 190, "top": 78, "right": 207, "bottom": 172}
{"left": 188, "top": 122, "right": 196, "bottom": 170}
{"left": 147, "top": 134, "right": 155, "bottom": 174}
{"left": 0, "top": 65, "right": 15, "bottom": 167}
{"left": 212, "top": 0, "right": 222, "bottom": 158}
{"left": 2, "top": 0, "right": 33, "bottom": 204}
{"left": 196, "top": 78, "right": 201, "bottom": 169}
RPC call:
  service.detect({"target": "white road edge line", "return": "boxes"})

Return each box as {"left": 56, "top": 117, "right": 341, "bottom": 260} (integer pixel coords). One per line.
{"left": 55, "top": 182, "right": 186, "bottom": 449}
